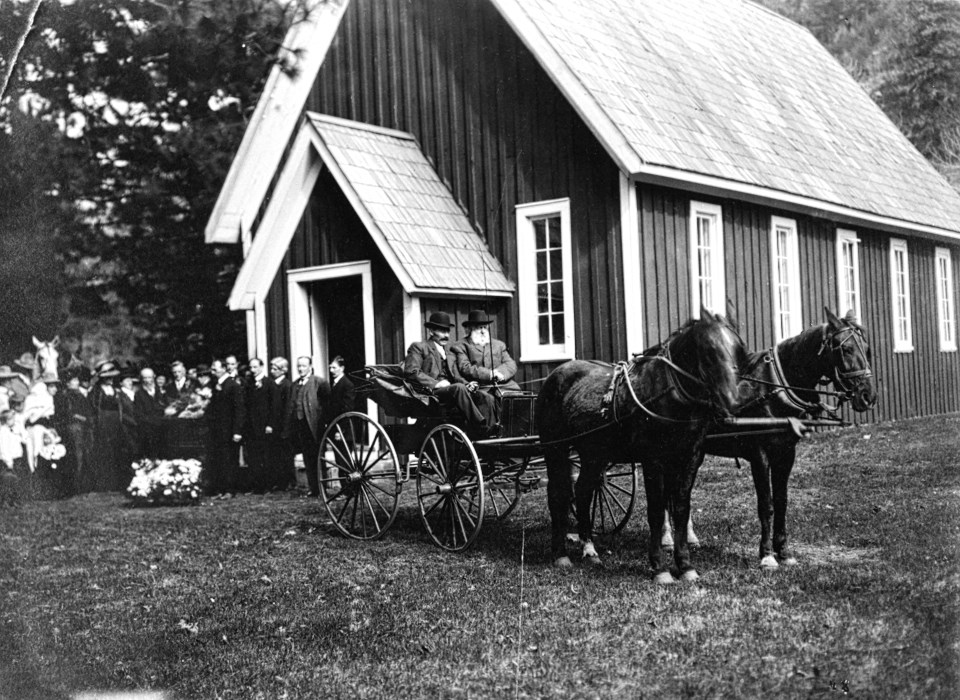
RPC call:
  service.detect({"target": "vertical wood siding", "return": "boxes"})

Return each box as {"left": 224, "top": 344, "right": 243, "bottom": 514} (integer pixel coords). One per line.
{"left": 634, "top": 181, "right": 960, "bottom": 422}
{"left": 306, "top": 0, "right": 625, "bottom": 387}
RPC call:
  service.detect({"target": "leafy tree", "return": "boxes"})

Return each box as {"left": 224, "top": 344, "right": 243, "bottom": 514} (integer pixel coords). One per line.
{"left": 0, "top": 0, "right": 317, "bottom": 365}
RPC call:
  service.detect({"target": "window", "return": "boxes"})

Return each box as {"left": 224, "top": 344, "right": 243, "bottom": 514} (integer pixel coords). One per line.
{"left": 516, "top": 198, "right": 575, "bottom": 361}
{"left": 890, "top": 238, "right": 913, "bottom": 352}
{"left": 771, "top": 216, "right": 802, "bottom": 341}
{"left": 689, "top": 201, "right": 725, "bottom": 316}
{"left": 836, "top": 229, "right": 862, "bottom": 322}
{"left": 935, "top": 247, "right": 957, "bottom": 352}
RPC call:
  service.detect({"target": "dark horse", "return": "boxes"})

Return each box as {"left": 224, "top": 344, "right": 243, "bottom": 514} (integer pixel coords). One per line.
{"left": 703, "top": 308, "right": 877, "bottom": 568}
{"left": 536, "top": 310, "right": 746, "bottom": 583}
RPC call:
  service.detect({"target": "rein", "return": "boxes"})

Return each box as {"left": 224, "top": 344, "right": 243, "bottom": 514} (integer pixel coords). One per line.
{"left": 740, "top": 324, "right": 871, "bottom": 419}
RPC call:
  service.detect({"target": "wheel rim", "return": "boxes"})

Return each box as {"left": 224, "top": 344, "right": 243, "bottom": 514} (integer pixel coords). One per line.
{"left": 319, "top": 412, "right": 401, "bottom": 540}
{"left": 417, "top": 424, "right": 484, "bottom": 551}
{"left": 570, "top": 451, "right": 637, "bottom": 537}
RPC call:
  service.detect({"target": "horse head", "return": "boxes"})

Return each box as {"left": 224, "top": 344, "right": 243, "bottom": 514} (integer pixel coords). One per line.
{"left": 667, "top": 307, "right": 747, "bottom": 417}
{"left": 32, "top": 335, "right": 60, "bottom": 384}
{"left": 822, "top": 308, "right": 877, "bottom": 412}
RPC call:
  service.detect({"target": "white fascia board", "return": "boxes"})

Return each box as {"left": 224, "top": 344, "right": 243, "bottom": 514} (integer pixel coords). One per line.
{"left": 307, "top": 128, "right": 419, "bottom": 295}
{"left": 631, "top": 165, "right": 960, "bottom": 244}
{"left": 620, "top": 172, "right": 644, "bottom": 353}
{"left": 227, "top": 127, "right": 324, "bottom": 310}
{"left": 204, "top": 0, "right": 350, "bottom": 245}
{"left": 490, "top": 0, "right": 644, "bottom": 176}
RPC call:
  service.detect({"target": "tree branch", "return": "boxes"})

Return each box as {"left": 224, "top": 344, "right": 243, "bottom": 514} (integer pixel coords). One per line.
{"left": 0, "top": 0, "right": 44, "bottom": 101}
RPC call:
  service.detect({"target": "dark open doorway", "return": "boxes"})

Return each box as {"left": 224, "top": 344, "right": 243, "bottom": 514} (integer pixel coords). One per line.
{"left": 309, "top": 275, "right": 364, "bottom": 411}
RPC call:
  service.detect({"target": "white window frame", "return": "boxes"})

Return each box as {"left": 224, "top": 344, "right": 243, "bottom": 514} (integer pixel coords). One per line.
{"left": 836, "top": 229, "right": 862, "bottom": 322}
{"left": 935, "top": 247, "right": 957, "bottom": 352}
{"left": 890, "top": 238, "right": 914, "bottom": 353}
{"left": 688, "top": 201, "right": 725, "bottom": 317}
{"left": 516, "top": 198, "right": 576, "bottom": 362}
{"left": 770, "top": 216, "right": 803, "bottom": 342}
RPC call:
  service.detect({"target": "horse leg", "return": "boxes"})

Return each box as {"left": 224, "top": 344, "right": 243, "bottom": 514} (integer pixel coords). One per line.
{"left": 661, "top": 509, "right": 674, "bottom": 548}
{"left": 771, "top": 445, "right": 798, "bottom": 566}
{"left": 574, "top": 459, "right": 602, "bottom": 566}
{"left": 749, "top": 449, "right": 777, "bottom": 569}
{"left": 545, "top": 446, "right": 574, "bottom": 567}
{"left": 642, "top": 461, "right": 671, "bottom": 583}
{"left": 669, "top": 448, "right": 704, "bottom": 582}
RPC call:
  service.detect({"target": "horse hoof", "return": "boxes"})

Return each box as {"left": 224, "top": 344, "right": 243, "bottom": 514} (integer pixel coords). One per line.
{"left": 687, "top": 534, "right": 700, "bottom": 547}
{"left": 780, "top": 556, "right": 798, "bottom": 567}
{"left": 653, "top": 571, "right": 676, "bottom": 585}
{"left": 760, "top": 555, "right": 779, "bottom": 569}
{"left": 566, "top": 533, "right": 581, "bottom": 544}
{"left": 555, "top": 556, "right": 574, "bottom": 569}
{"left": 680, "top": 569, "right": 699, "bottom": 583}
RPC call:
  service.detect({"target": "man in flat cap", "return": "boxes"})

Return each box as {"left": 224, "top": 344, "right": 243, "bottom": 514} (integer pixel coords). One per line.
{"left": 403, "top": 311, "right": 493, "bottom": 433}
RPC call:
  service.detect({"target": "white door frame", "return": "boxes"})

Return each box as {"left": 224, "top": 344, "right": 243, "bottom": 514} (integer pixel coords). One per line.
{"left": 287, "top": 261, "right": 377, "bottom": 421}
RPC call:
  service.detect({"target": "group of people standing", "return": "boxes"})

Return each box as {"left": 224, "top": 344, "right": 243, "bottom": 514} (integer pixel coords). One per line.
{"left": 0, "top": 353, "right": 358, "bottom": 502}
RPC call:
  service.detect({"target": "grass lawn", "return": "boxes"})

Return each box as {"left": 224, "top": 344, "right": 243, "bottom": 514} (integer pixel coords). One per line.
{"left": 2, "top": 416, "right": 958, "bottom": 699}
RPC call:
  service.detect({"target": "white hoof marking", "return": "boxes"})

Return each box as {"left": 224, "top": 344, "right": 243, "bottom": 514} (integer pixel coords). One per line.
{"left": 661, "top": 534, "right": 674, "bottom": 548}
{"left": 760, "top": 555, "right": 779, "bottom": 569}
{"left": 680, "top": 569, "right": 699, "bottom": 582}
{"left": 555, "top": 556, "right": 574, "bottom": 569}
{"left": 653, "top": 571, "right": 676, "bottom": 585}
{"left": 780, "top": 556, "right": 798, "bottom": 567}
{"left": 582, "top": 541, "right": 598, "bottom": 559}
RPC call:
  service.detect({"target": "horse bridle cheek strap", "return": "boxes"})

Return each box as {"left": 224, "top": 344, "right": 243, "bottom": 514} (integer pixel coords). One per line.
{"left": 599, "top": 359, "right": 703, "bottom": 426}
{"left": 821, "top": 326, "right": 872, "bottom": 398}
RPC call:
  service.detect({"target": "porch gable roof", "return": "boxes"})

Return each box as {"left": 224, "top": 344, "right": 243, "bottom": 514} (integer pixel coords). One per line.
{"left": 227, "top": 114, "right": 513, "bottom": 310}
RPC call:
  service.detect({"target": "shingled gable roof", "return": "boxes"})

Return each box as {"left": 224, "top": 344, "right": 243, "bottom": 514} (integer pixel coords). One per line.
{"left": 492, "top": 0, "right": 960, "bottom": 240}
{"left": 207, "top": 0, "right": 960, "bottom": 249}
{"left": 227, "top": 115, "right": 513, "bottom": 310}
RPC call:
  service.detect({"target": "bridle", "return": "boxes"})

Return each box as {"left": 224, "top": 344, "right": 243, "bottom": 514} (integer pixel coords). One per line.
{"left": 818, "top": 323, "right": 872, "bottom": 402}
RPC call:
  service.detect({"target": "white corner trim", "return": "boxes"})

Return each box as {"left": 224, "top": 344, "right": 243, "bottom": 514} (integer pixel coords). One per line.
{"left": 490, "top": 0, "right": 644, "bottom": 176}
{"left": 204, "top": 0, "right": 350, "bottom": 245}
{"left": 403, "top": 294, "right": 423, "bottom": 352}
{"left": 620, "top": 173, "right": 644, "bottom": 353}
{"left": 227, "top": 127, "right": 324, "bottom": 310}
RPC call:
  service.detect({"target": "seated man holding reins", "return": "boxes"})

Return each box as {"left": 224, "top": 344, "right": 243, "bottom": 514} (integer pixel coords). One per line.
{"left": 403, "top": 311, "right": 496, "bottom": 435}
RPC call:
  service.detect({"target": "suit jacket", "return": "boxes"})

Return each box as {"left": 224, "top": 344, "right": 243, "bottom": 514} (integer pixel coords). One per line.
{"left": 206, "top": 376, "right": 246, "bottom": 443}
{"left": 118, "top": 390, "right": 138, "bottom": 433}
{"left": 285, "top": 373, "right": 330, "bottom": 440}
{"left": 245, "top": 374, "right": 278, "bottom": 441}
{"left": 134, "top": 387, "right": 167, "bottom": 429}
{"left": 453, "top": 338, "right": 521, "bottom": 390}
{"left": 273, "top": 376, "right": 292, "bottom": 439}
{"left": 328, "top": 375, "right": 357, "bottom": 420}
{"left": 403, "top": 341, "right": 461, "bottom": 391}
{"left": 166, "top": 378, "right": 195, "bottom": 401}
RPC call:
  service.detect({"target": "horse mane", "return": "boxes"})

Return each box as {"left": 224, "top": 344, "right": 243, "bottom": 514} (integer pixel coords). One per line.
{"left": 661, "top": 313, "right": 743, "bottom": 415}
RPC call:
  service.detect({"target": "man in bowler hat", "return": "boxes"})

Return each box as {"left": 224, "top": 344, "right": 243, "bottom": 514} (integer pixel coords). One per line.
{"left": 403, "top": 311, "right": 493, "bottom": 433}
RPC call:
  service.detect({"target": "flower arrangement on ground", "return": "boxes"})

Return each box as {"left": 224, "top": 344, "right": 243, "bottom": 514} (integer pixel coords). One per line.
{"left": 127, "top": 458, "right": 202, "bottom": 506}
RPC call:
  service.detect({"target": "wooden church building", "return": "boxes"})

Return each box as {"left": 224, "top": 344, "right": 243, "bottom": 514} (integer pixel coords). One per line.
{"left": 205, "top": 0, "right": 960, "bottom": 423}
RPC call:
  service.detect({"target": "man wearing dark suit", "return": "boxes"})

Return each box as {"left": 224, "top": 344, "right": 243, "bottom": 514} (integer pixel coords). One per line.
{"left": 326, "top": 355, "right": 357, "bottom": 481}
{"left": 403, "top": 311, "right": 491, "bottom": 432}
{"left": 166, "top": 360, "right": 195, "bottom": 402}
{"left": 134, "top": 367, "right": 167, "bottom": 458}
{"left": 285, "top": 356, "right": 330, "bottom": 497}
{"left": 269, "top": 357, "right": 294, "bottom": 490}
{"left": 243, "top": 357, "right": 277, "bottom": 493}
{"left": 206, "top": 359, "right": 245, "bottom": 497}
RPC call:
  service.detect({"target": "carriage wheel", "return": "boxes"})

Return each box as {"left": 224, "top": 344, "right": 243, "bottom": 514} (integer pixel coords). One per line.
{"left": 483, "top": 457, "right": 524, "bottom": 521}
{"left": 416, "top": 424, "right": 484, "bottom": 552}
{"left": 570, "top": 450, "right": 638, "bottom": 537}
{"left": 319, "top": 412, "right": 401, "bottom": 540}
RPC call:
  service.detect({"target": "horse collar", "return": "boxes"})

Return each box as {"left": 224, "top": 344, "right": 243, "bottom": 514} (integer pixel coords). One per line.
{"left": 767, "top": 347, "right": 823, "bottom": 417}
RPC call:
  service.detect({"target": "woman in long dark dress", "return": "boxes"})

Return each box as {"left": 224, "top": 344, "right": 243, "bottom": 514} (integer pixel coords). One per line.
{"left": 89, "top": 361, "right": 128, "bottom": 492}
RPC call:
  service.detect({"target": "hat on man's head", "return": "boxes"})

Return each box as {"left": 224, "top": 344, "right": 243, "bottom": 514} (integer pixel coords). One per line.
{"left": 195, "top": 364, "right": 211, "bottom": 377}
{"left": 95, "top": 361, "right": 121, "bottom": 378}
{"left": 0, "top": 365, "right": 21, "bottom": 379}
{"left": 462, "top": 310, "right": 492, "bottom": 328}
{"left": 14, "top": 353, "right": 36, "bottom": 373}
{"left": 424, "top": 311, "right": 454, "bottom": 330}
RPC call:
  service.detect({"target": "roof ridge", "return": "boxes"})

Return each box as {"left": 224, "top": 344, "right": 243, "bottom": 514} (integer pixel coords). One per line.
{"left": 306, "top": 112, "right": 415, "bottom": 141}
{"left": 741, "top": 0, "right": 812, "bottom": 34}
